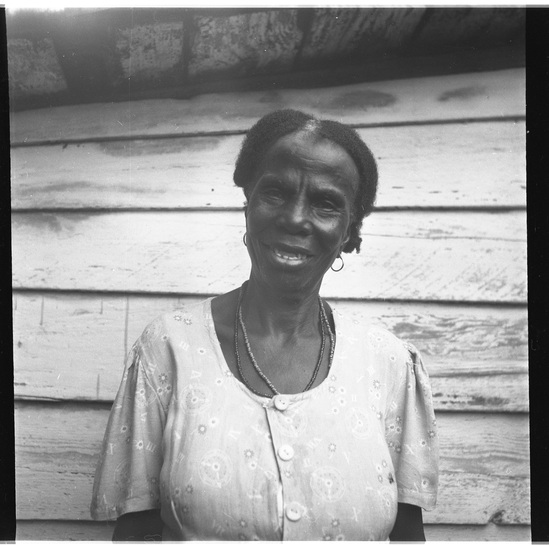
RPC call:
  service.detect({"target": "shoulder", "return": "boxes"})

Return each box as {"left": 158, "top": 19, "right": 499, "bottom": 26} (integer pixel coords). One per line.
{"left": 333, "top": 307, "right": 411, "bottom": 359}
{"left": 332, "top": 307, "right": 418, "bottom": 386}
{"left": 129, "top": 298, "right": 212, "bottom": 368}
{"left": 121, "top": 299, "right": 214, "bottom": 400}
{"left": 138, "top": 298, "right": 212, "bottom": 342}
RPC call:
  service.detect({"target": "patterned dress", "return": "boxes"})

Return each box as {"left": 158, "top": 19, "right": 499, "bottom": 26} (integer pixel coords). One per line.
{"left": 90, "top": 299, "right": 439, "bottom": 541}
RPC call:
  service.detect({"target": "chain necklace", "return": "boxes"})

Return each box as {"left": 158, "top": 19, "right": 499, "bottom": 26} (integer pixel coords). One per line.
{"left": 234, "top": 283, "right": 335, "bottom": 398}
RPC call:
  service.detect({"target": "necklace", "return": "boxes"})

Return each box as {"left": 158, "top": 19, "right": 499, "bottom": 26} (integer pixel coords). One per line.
{"left": 234, "top": 283, "right": 335, "bottom": 398}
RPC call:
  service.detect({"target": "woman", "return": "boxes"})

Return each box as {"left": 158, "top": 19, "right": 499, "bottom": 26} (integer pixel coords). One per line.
{"left": 91, "top": 109, "right": 439, "bottom": 541}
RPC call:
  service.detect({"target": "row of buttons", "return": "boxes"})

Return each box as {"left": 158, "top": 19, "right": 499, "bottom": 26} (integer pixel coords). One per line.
{"left": 278, "top": 442, "right": 299, "bottom": 522}
{"left": 272, "top": 396, "right": 301, "bottom": 523}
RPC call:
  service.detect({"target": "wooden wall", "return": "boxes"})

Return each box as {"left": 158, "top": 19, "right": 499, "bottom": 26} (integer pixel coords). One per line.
{"left": 12, "top": 67, "right": 529, "bottom": 540}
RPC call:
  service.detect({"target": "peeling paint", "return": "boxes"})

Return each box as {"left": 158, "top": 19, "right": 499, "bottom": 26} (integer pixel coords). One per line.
{"left": 13, "top": 213, "right": 92, "bottom": 232}
{"left": 470, "top": 395, "right": 506, "bottom": 407}
{"left": 72, "top": 309, "right": 92, "bottom": 316}
{"left": 439, "top": 86, "right": 486, "bottom": 102}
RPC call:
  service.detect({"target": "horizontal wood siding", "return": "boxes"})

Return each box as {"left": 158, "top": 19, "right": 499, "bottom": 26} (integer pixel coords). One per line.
{"left": 11, "top": 121, "right": 526, "bottom": 210}
{"left": 14, "top": 292, "right": 527, "bottom": 411}
{"left": 10, "top": 68, "right": 524, "bottom": 144}
{"left": 12, "top": 210, "right": 526, "bottom": 302}
{"left": 15, "top": 402, "right": 530, "bottom": 525}
{"left": 11, "top": 67, "right": 528, "bottom": 539}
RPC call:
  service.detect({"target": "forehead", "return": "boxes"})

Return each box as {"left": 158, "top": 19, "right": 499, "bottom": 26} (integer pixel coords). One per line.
{"left": 258, "top": 130, "right": 359, "bottom": 192}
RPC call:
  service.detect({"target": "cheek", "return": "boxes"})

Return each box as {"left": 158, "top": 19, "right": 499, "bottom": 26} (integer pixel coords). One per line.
{"left": 320, "top": 216, "right": 352, "bottom": 249}
{"left": 245, "top": 198, "right": 278, "bottom": 234}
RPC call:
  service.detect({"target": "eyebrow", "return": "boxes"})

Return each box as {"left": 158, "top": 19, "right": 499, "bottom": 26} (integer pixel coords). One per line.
{"left": 309, "top": 185, "right": 348, "bottom": 204}
{"left": 258, "top": 174, "right": 348, "bottom": 204}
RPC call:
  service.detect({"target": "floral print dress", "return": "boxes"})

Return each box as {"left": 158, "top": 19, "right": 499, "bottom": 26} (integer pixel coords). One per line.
{"left": 90, "top": 299, "right": 439, "bottom": 541}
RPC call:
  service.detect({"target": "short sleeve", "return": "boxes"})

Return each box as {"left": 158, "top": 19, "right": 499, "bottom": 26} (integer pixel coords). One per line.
{"left": 90, "top": 317, "right": 173, "bottom": 520}
{"left": 384, "top": 342, "right": 439, "bottom": 511}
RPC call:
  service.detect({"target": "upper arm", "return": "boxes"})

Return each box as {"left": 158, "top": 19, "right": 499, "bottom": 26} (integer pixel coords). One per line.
{"left": 91, "top": 323, "right": 173, "bottom": 522}
{"left": 384, "top": 341, "right": 439, "bottom": 511}
{"left": 113, "top": 509, "right": 163, "bottom": 541}
{"left": 389, "top": 502, "right": 425, "bottom": 542}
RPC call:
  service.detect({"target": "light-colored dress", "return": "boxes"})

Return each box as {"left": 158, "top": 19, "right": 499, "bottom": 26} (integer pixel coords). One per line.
{"left": 90, "top": 299, "right": 439, "bottom": 541}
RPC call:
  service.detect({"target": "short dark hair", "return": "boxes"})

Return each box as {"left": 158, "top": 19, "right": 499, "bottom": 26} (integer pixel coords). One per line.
{"left": 233, "top": 109, "right": 378, "bottom": 254}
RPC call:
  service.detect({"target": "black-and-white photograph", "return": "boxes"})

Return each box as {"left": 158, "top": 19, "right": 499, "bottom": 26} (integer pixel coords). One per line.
{"left": 9, "top": 5, "right": 528, "bottom": 541}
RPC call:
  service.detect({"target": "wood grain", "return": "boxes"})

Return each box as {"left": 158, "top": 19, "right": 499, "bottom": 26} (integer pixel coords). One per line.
{"left": 14, "top": 519, "right": 531, "bottom": 541}
{"left": 9, "top": 69, "right": 525, "bottom": 145}
{"left": 10, "top": 121, "right": 526, "bottom": 210}
{"left": 115, "top": 21, "right": 184, "bottom": 82}
{"left": 300, "top": 8, "right": 426, "bottom": 62}
{"left": 11, "top": 210, "right": 527, "bottom": 302}
{"left": 189, "top": 11, "right": 302, "bottom": 77}
{"left": 15, "top": 402, "right": 530, "bottom": 524}
{"left": 425, "top": 523, "right": 530, "bottom": 541}
{"left": 7, "top": 37, "right": 67, "bottom": 100}
{"left": 13, "top": 292, "right": 528, "bottom": 410}
{"left": 414, "top": 8, "right": 525, "bottom": 49}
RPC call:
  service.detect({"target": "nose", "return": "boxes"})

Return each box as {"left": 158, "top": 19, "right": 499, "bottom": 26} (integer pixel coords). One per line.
{"left": 278, "top": 195, "right": 312, "bottom": 235}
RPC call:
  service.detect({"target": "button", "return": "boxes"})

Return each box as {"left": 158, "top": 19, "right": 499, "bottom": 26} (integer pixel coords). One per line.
{"left": 285, "top": 502, "right": 302, "bottom": 522}
{"left": 278, "top": 444, "right": 294, "bottom": 461}
{"left": 274, "top": 395, "right": 290, "bottom": 411}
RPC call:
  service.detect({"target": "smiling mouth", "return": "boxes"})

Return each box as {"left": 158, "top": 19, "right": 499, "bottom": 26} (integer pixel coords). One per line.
{"left": 272, "top": 247, "right": 311, "bottom": 263}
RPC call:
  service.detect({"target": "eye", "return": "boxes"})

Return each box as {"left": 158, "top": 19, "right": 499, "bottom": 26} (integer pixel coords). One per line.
{"left": 258, "top": 180, "right": 286, "bottom": 202}
{"left": 263, "top": 187, "right": 284, "bottom": 199}
{"left": 316, "top": 198, "right": 337, "bottom": 210}
{"left": 314, "top": 195, "right": 342, "bottom": 213}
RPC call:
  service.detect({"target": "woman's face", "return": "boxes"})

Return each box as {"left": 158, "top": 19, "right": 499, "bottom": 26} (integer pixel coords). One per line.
{"left": 245, "top": 130, "right": 359, "bottom": 295}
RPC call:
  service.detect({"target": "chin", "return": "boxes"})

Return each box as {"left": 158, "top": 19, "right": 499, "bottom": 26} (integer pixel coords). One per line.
{"left": 256, "top": 267, "right": 326, "bottom": 297}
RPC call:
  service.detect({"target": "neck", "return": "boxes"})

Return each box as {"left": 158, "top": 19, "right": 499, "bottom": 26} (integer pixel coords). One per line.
{"left": 240, "top": 277, "right": 322, "bottom": 338}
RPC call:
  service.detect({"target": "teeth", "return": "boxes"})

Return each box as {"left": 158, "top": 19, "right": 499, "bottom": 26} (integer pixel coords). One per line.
{"left": 274, "top": 249, "right": 307, "bottom": 261}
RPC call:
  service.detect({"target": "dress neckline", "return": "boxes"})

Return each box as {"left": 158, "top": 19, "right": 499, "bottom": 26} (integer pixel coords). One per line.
{"left": 204, "top": 297, "right": 343, "bottom": 404}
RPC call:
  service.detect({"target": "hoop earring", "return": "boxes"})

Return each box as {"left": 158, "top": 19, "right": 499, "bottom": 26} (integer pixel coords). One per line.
{"left": 331, "top": 255, "right": 344, "bottom": 272}
{"left": 243, "top": 233, "right": 248, "bottom": 247}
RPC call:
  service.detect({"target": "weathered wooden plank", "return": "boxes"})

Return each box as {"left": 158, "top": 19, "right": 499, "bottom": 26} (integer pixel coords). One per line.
{"left": 16, "top": 520, "right": 114, "bottom": 541}
{"left": 14, "top": 519, "right": 532, "bottom": 541}
{"left": 11, "top": 210, "right": 527, "bottom": 303}
{"left": 10, "top": 121, "right": 526, "bottom": 210}
{"left": 425, "top": 523, "right": 530, "bottom": 541}
{"left": 301, "top": 8, "right": 426, "bottom": 63}
{"left": 414, "top": 8, "right": 525, "bottom": 49}
{"left": 13, "top": 292, "right": 528, "bottom": 410}
{"left": 431, "top": 372, "right": 528, "bottom": 413}
{"left": 9, "top": 69, "right": 525, "bottom": 145}
{"left": 14, "top": 403, "right": 530, "bottom": 524}
{"left": 189, "top": 11, "right": 302, "bottom": 78}
{"left": 7, "top": 37, "right": 67, "bottom": 101}
{"left": 13, "top": 292, "right": 129, "bottom": 402}
{"left": 429, "top": 474, "right": 530, "bottom": 525}
{"left": 115, "top": 22, "right": 184, "bottom": 82}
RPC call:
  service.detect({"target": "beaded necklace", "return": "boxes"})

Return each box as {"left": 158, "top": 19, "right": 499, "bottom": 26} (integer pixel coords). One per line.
{"left": 234, "top": 283, "right": 335, "bottom": 398}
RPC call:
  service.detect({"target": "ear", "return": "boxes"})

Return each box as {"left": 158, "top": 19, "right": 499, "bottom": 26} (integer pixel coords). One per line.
{"left": 341, "top": 228, "right": 351, "bottom": 249}
{"left": 342, "top": 217, "right": 356, "bottom": 250}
